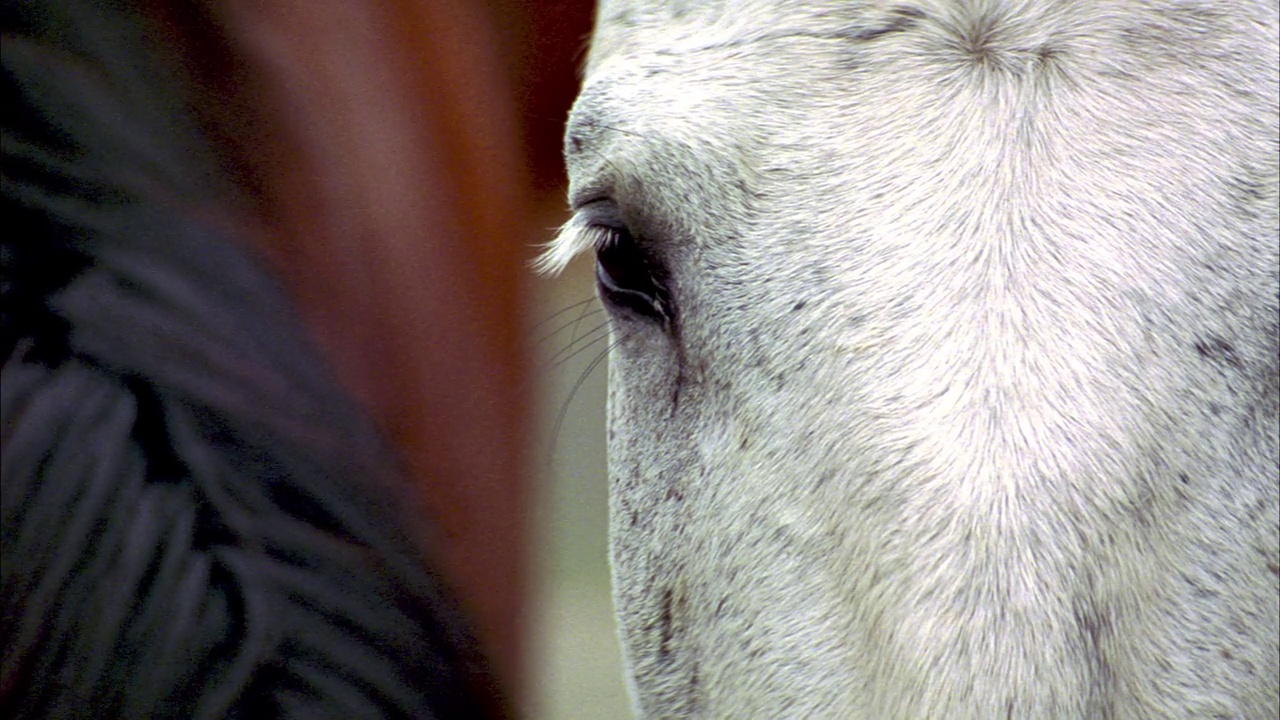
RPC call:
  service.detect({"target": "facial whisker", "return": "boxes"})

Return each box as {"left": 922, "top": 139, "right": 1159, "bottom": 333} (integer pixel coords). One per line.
{"left": 537, "top": 307, "right": 604, "bottom": 345}
{"left": 547, "top": 331, "right": 630, "bottom": 459}
{"left": 543, "top": 323, "right": 613, "bottom": 370}
{"left": 532, "top": 296, "right": 598, "bottom": 333}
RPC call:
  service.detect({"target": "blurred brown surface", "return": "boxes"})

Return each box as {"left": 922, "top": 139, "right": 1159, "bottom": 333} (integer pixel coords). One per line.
{"left": 508, "top": 0, "right": 596, "bottom": 197}
{"left": 157, "top": 0, "right": 596, "bottom": 711}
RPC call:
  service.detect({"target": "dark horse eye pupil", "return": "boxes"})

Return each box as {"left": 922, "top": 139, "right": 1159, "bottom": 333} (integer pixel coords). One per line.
{"left": 595, "top": 229, "right": 668, "bottom": 322}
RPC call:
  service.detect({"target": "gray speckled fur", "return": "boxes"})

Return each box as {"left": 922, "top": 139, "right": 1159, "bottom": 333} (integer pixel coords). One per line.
{"left": 542, "top": 1, "right": 1279, "bottom": 716}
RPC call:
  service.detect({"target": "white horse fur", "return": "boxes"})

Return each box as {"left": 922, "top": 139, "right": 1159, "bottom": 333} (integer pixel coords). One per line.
{"left": 539, "top": 1, "right": 1279, "bottom": 716}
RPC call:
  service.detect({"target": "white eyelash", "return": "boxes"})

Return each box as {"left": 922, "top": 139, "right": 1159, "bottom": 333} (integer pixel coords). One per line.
{"left": 533, "top": 218, "right": 617, "bottom": 276}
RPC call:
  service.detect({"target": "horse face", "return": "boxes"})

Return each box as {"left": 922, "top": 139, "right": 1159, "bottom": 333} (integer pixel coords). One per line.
{"left": 542, "top": 1, "right": 1279, "bottom": 716}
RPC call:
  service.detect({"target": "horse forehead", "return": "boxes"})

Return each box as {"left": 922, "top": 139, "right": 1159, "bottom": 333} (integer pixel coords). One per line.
{"left": 568, "top": 0, "right": 1277, "bottom": 236}
{"left": 585, "top": 0, "right": 1269, "bottom": 80}
{"left": 567, "top": 1, "right": 869, "bottom": 204}
{"left": 566, "top": 1, "right": 1025, "bottom": 238}
{"left": 585, "top": 0, "right": 1076, "bottom": 71}
{"left": 587, "top": 0, "right": 860, "bottom": 72}
{"left": 572, "top": 0, "right": 1084, "bottom": 170}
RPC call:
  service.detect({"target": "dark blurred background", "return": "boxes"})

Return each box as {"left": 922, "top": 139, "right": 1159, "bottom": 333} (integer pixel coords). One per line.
{"left": 151, "top": 0, "right": 623, "bottom": 716}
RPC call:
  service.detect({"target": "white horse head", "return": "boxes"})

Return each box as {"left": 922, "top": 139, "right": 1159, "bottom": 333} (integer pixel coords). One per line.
{"left": 540, "top": 1, "right": 1279, "bottom": 716}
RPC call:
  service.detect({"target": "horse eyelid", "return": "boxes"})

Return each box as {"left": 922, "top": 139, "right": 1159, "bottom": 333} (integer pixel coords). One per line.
{"left": 594, "top": 226, "right": 672, "bottom": 324}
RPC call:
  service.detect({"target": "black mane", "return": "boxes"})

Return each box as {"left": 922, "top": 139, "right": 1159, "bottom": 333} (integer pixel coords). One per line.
{"left": 1, "top": 3, "right": 504, "bottom": 717}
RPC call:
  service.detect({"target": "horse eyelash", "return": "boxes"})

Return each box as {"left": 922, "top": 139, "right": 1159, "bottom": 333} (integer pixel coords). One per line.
{"left": 534, "top": 220, "right": 618, "bottom": 276}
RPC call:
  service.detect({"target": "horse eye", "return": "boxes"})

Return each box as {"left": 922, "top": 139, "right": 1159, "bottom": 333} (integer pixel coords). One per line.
{"left": 595, "top": 226, "right": 671, "bottom": 324}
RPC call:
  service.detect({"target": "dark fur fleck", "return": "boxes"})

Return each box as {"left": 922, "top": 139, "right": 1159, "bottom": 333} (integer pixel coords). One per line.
{"left": 1195, "top": 336, "right": 1245, "bottom": 370}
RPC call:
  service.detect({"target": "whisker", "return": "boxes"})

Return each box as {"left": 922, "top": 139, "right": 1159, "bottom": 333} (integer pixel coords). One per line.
{"left": 531, "top": 296, "right": 597, "bottom": 332}
{"left": 537, "top": 307, "right": 604, "bottom": 345}
{"left": 543, "top": 322, "right": 613, "bottom": 370}
{"left": 565, "top": 296, "right": 600, "bottom": 349}
{"left": 548, "top": 331, "right": 630, "bottom": 459}
{"left": 549, "top": 331, "right": 609, "bottom": 371}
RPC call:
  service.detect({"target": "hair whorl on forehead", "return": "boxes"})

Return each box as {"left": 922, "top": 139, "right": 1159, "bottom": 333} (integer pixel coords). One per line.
{"left": 0, "top": 2, "right": 506, "bottom": 718}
